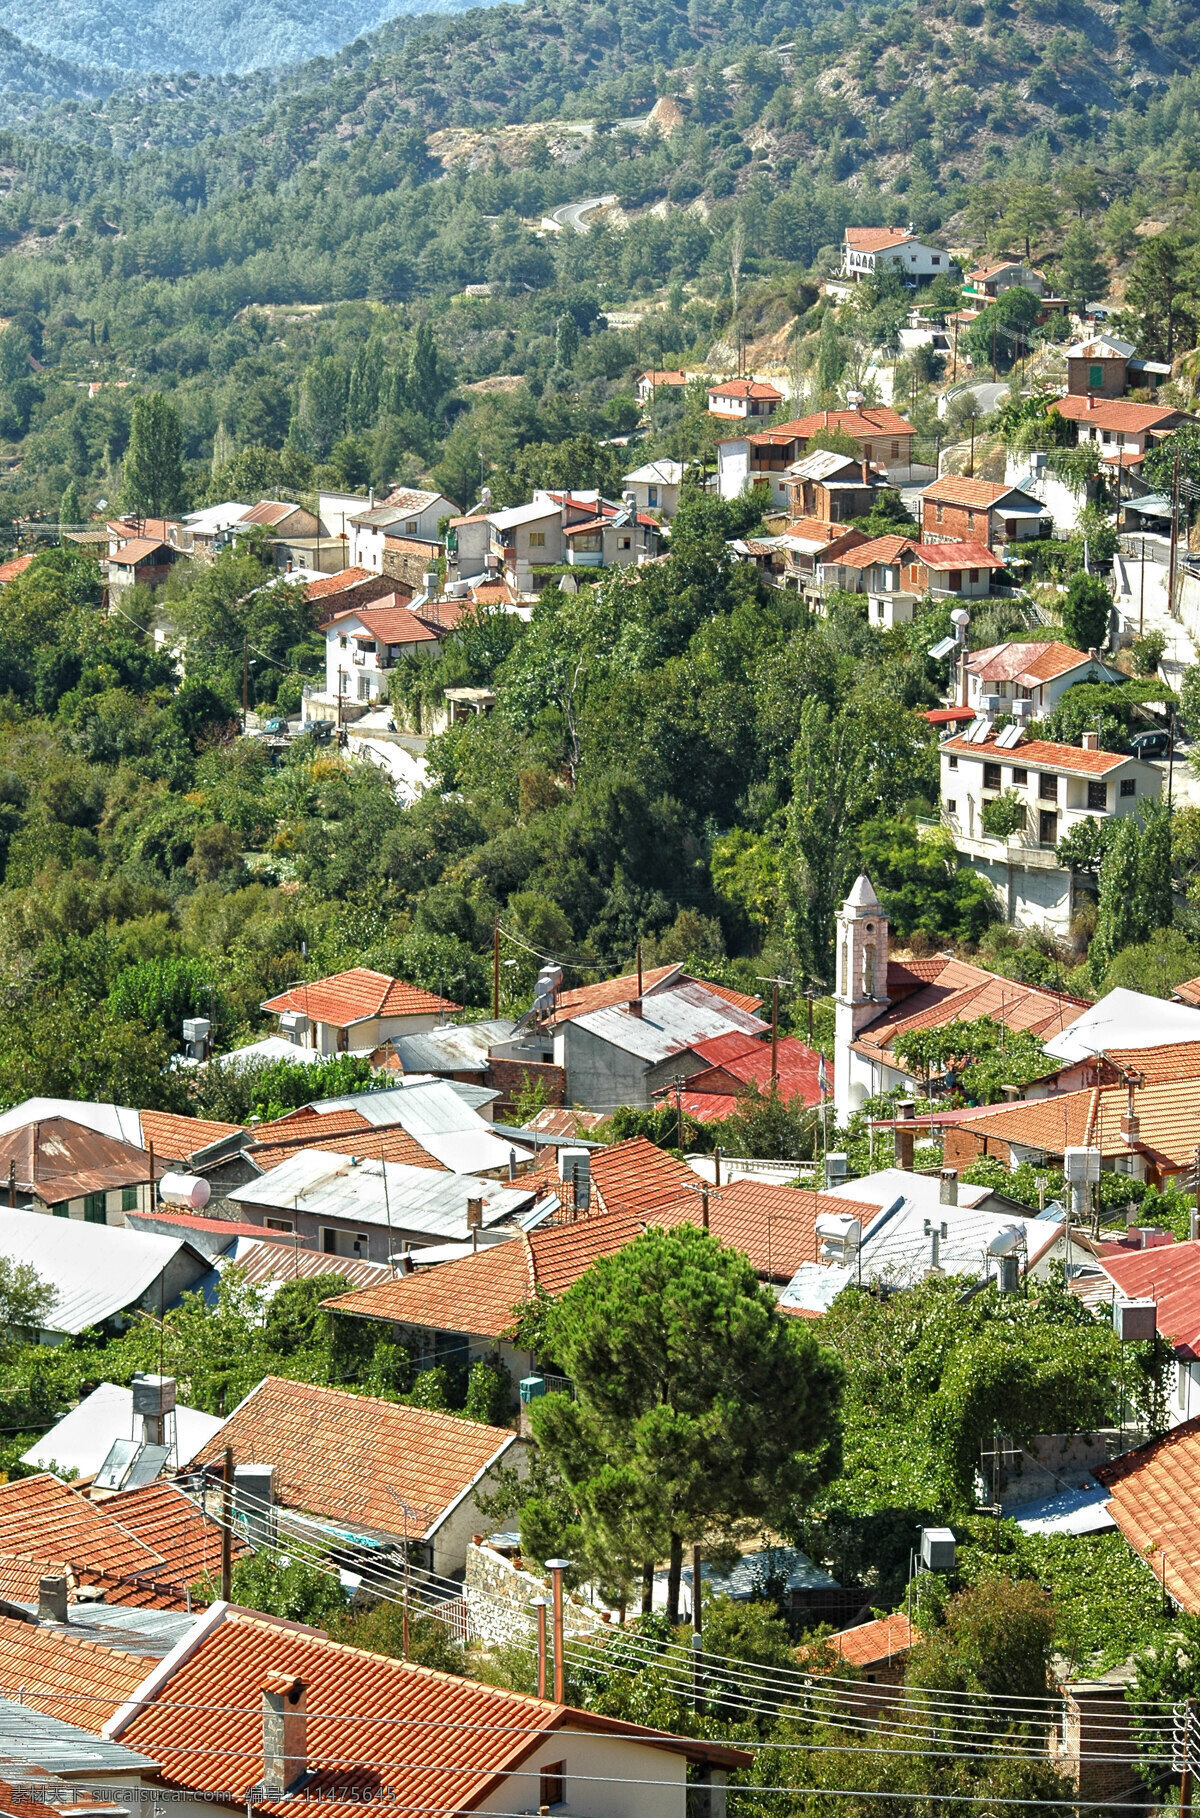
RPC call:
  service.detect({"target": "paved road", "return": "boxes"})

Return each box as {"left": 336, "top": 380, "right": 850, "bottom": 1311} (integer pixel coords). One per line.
{"left": 545, "top": 194, "right": 616, "bottom": 233}
{"left": 939, "top": 379, "right": 1008, "bottom": 419}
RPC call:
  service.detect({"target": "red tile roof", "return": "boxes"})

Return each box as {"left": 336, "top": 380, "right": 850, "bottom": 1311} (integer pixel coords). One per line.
{"left": 938, "top": 1078, "right": 1200, "bottom": 1173}
{"left": 1053, "top": 397, "right": 1188, "bottom": 431}
{"left": 107, "top": 537, "right": 169, "bottom": 565}
{"left": 850, "top": 955, "right": 1086, "bottom": 1067}
{"left": 966, "top": 640, "right": 1095, "bottom": 686}
{"left": 192, "top": 1377, "right": 517, "bottom": 1535}
{"left": 639, "top": 368, "right": 688, "bottom": 386}
{"left": 0, "top": 1612, "right": 153, "bottom": 1725}
{"left": 1174, "top": 976, "right": 1200, "bottom": 1008}
{"left": 589, "top": 1135, "right": 700, "bottom": 1216}
{"left": 262, "top": 968, "right": 458, "bottom": 1026}
{"left": 708, "top": 379, "right": 784, "bottom": 400}
{"left": 838, "top": 534, "right": 920, "bottom": 568}
{"left": 97, "top": 1481, "right": 248, "bottom": 1589}
{"left": 652, "top": 1179, "right": 878, "bottom": 1282}
{"left": 845, "top": 227, "right": 913, "bottom": 251}
{"left": 306, "top": 566, "right": 375, "bottom": 598}
{"left": 1077, "top": 1240, "right": 1200, "bottom": 1359}
{"left": 744, "top": 407, "right": 916, "bottom": 447}
{"left": 139, "top": 1110, "right": 244, "bottom": 1159}
{"left": 0, "top": 553, "right": 34, "bottom": 585}
{"left": 925, "top": 707, "right": 977, "bottom": 725}
{"left": 783, "top": 518, "right": 869, "bottom": 552}
{"left": 116, "top": 1607, "right": 748, "bottom": 1816}
{"left": 830, "top": 1611, "right": 920, "bottom": 1667}
{"left": 940, "top": 733, "right": 1134, "bottom": 775}
{"left": 922, "top": 477, "right": 1009, "bottom": 508}
{"left": 249, "top": 1105, "right": 446, "bottom": 1171}
{"left": 332, "top": 598, "right": 441, "bottom": 644}
{"left": 0, "top": 1474, "right": 162, "bottom": 1580}
{"left": 1096, "top": 1417, "right": 1200, "bottom": 1611}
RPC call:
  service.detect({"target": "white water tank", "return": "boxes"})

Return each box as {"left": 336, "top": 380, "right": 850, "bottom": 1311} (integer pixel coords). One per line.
{"left": 158, "top": 1172, "right": 211, "bottom": 1211}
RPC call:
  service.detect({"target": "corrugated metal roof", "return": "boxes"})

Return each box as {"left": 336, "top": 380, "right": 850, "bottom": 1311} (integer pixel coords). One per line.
{"left": 572, "top": 981, "right": 767, "bottom": 1064}
{"left": 0, "top": 1695, "right": 158, "bottom": 1773}
{"left": 0, "top": 1211, "right": 199, "bottom": 1334}
{"left": 280, "top": 1080, "right": 521, "bottom": 1173}
{"left": 384, "top": 1020, "right": 516, "bottom": 1073}
{"left": 229, "top": 1152, "right": 532, "bottom": 1238}
{"left": 24, "top": 1602, "right": 205, "bottom": 1659}
{"left": 21, "top": 1382, "right": 223, "bottom": 1479}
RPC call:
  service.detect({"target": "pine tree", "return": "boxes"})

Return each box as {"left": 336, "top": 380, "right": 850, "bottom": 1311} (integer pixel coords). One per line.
{"left": 121, "top": 393, "right": 187, "bottom": 519}
{"left": 1092, "top": 814, "right": 1146, "bottom": 985}
{"left": 406, "top": 321, "right": 440, "bottom": 409}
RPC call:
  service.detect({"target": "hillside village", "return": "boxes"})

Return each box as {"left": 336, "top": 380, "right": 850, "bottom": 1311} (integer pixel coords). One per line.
{"left": 9, "top": 0, "right": 1200, "bottom": 1802}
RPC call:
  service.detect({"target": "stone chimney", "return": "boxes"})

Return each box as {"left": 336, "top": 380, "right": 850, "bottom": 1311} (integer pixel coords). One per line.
{"left": 939, "top": 1168, "right": 959, "bottom": 1206}
{"left": 1081, "top": 731, "right": 1099, "bottom": 751}
{"left": 261, "top": 1673, "right": 307, "bottom": 1795}
{"left": 38, "top": 1575, "right": 68, "bottom": 1623}
{"left": 895, "top": 1100, "right": 916, "bottom": 1171}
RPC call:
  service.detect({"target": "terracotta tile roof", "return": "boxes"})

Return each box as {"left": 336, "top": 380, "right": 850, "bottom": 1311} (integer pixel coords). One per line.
{"left": 468, "top": 580, "right": 520, "bottom": 605}
{"left": 262, "top": 968, "right": 458, "bottom": 1026}
{"left": 639, "top": 369, "right": 688, "bottom": 385}
{"left": 1095, "top": 1417, "right": 1200, "bottom": 1611}
{"left": 382, "top": 487, "right": 452, "bottom": 513}
{"left": 652, "top": 1180, "right": 878, "bottom": 1282}
{"left": 552, "top": 965, "right": 762, "bottom": 1024}
{"left": 851, "top": 958, "right": 1086, "bottom": 1065}
{"left": 589, "top": 1136, "right": 700, "bottom": 1216}
{"left": 966, "top": 640, "right": 1094, "bottom": 686}
{"left": 1054, "top": 396, "right": 1188, "bottom": 431}
{"left": 97, "top": 1481, "right": 248, "bottom": 1588}
{"left": 331, "top": 599, "right": 441, "bottom": 644}
{"left": 306, "top": 566, "right": 374, "bottom": 598}
{"left": 782, "top": 518, "right": 869, "bottom": 550}
{"left": 922, "top": 476, "right": 1008, "bottom": 508}
{"left": 913, "top": 540, "right": 1005, "bottom": 569}
{"left": 940, "top": 1078, "right": 1200, "bottom": 1172}
{"left": 845, "top": 227, "right": 913, "bottom": 251}
{"left": 0, "top": 1612, "right": 153, "bottom": 1725}
{"left": 1102, "top": 1042, "right": 1200, "bottom": 1084}
{"left": 192, "top": 1377, "right": 517, "bottom": 1536}
{"left": 138, "top": 1111, "right": 244, "bottom": 1160}
{"left": 747, "top": 407, "right": 916, "bottom": 445}
{"left": 838, "top": 534, "right": 920, "bottom": 568}
{"left": 708, "top": 379, "right": 784, "bottom": 400}
{"left": 829, "top": 1610, "right": 920, "bottom": 1667}
{"left": 925, "top": 707, "right": 977, "bottom": 725}
{"left": 940, "top": 733, "right": 1134, "bottom": 775}
{"left": 107, "top": 537, "right": 169, "bottom": 565}
{"left": 1075, "top": 1240, "right": 1200, "bottom": 1360}
{"left": 0, "top": 553, "right": 34, "bottom": 585}
{"left": 249, "top": 1106, "right": 445, "bottom": 1171}
{"left": 1174, "top": 976, "right": 1200, "bottom": 1008}
{"left": 659, "top": 1036, "right": 826, "bottom": 1112}
{"left": 0, "top": 1475, "right": 162, "bottom": 1581}
{"left": 117, "top": 1607, "right": 748, "bottom": 1815}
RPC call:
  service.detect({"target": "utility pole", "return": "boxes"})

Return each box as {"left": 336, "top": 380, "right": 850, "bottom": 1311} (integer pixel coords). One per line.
{"left": 771, "top": 982, "right": 779, "bottom": 1087}
{"left": 673, "top": 1073, "right": 686, "bottom": 1151}
{"left": 242, "top": 635, "right": 249, "bottom": 731}
{"left": 1168, "top": 446, "right": 1182, "bottom": 624}
{"left": 1140, "top": 535, "right": 1146, "bottom": 638}
{"left": 492, "top": 917, "right": 500, "bottom": 1019}
{"left": 220, "top": 1444, "right": 233, "bottom": 1602}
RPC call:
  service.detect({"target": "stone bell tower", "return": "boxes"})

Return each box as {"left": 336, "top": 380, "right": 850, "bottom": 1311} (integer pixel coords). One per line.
{"left": 833, "top": 874, "right": 890, "bottom": 1126}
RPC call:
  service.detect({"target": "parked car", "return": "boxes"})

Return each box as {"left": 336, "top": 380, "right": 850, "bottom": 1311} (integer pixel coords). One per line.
{"left": 1130, "top": 729, "right": 1171, "bottom": 759}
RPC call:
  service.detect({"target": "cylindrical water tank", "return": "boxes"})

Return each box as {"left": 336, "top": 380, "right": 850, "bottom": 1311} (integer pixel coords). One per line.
{"left": 157, "top": 1172, "right": 211, "bottom": 1210}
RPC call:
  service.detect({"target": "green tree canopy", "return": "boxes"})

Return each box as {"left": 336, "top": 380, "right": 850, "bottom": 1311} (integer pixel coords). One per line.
{"left": 121, "top": 393, "right": 187, "bottom": 519}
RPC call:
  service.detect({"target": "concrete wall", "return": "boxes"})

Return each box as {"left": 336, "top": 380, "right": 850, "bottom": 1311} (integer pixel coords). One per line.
{"left": 428, "top": 1445, "right": 529, "bottom": 1577}
{"left": 473, "top": 1731, "right": 687, "bottom": 1818}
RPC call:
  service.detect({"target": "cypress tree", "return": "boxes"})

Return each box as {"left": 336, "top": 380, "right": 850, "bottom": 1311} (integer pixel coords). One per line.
{"left": 1091, "top": 814, "right": 1146, "bottom": 985}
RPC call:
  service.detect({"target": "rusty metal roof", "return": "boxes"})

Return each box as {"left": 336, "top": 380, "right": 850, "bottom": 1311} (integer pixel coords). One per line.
{"left": 0, "top": 1118, "right": 166, "bottom": 1206}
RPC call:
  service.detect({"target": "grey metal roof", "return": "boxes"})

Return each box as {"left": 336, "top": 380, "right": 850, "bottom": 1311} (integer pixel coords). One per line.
{"left": 21, "top": 1381, "right": 223, "bottom": 1479}
{"left": 285, "top": 1079, "right": 519, "bottom": 1174}
{"left": 571, "top": 981, "right": 767, "bottom": 1065}
{"left": 0, "top": 1696, "right": 158, "bottom": 1773}
{"left": 230, "top": 1151, "right": 533, "bottom": 1238}
{"left": 384, "top": 1021, "right": 516, "bottom": 1074}
{"left": 13, "top": 1602, "right": 205, "bottom": 1658}
{"left": 0, "top": 1210, "right": 199, "bottom": 1334}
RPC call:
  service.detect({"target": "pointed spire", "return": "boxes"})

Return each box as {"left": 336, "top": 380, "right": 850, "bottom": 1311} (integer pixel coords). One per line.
{"left": 844, "top": 873, "right": 881, "bottom": 910}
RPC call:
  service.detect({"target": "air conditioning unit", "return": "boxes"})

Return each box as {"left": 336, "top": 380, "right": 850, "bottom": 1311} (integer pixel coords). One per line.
{"left": 519, "top": 1376, "right": 547, "bottom": 1404}
{"left": 1113, "top": 1298, "right": 1156, "bottom": 1342}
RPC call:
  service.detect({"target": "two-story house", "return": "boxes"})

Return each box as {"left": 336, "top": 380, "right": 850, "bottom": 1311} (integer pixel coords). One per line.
{"left": 783, "top": 451, "right": 891, "bottom": 524}
{"left": 779, "top": 520, "right": 869, "bottom": 595}
{"left": 1065, "top": 334, "right": 1171, "bottom": 399}
{"left": 487, "top": 491, "right": 661, "bottom": 591}
{"left": 1052, "top": 397, "right": 1193, "bottom": 473}
{"left": 323, "top": 596, "right": 455, "bottom": 712}
{"left": 635, "top": 368, "right": 689, "bottom": 406}
{"left": 827, "top": 535, "right": 1003, "bottom": 626}
{"left": 840, "top": 227, "right": 948, "bottom": 284}
{"left": 349, "top": 490, "right": 458, "bottom": 573}
{"left": 962, "top": 640, "right": 1122, "bottom": 716}
{"left": 706, "top": 378, "right": 784, "bottom": 420}
{"left": 940, "top": 726, "right": 1161, "bottom": 930}
{"left": 717, "top": 406, "right": 920, "bottom": 505}
{"left": 920, "top": 475, "right": 1052, "bottom": 549}
{"left": 562, "top": 503, "right": 661, "bottom": 568}
{"left": 962, "top": 260, "right": 1048, "bottom": 304}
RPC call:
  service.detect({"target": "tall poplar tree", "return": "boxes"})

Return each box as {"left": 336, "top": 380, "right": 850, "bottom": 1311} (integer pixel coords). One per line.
{"left": 122, "top": 393, "right": 187, "bottom": 518}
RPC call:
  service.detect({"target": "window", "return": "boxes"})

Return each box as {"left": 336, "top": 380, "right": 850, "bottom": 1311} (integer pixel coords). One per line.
{"left": 648, "top": 487, "right": 658, "bottom": 505}
{"left": 406, "top": 520, "right": 418, "bottom": 532}
{"left": 932, "top": 254, "right": 941, "bottom": 265}
{"left": 1012, "top": 767, "right": 1028, "bottom": 786}
{"left": 1039, "top": 774, "right": 1058, "bottom": 801}
{"left": 1005, "top": 520, "right": 1017, "bottom": 538}
{"left": 540, "top": 1763, "right": 566, "bottom": 1809}
{"left": 983, "top": 762, "right": 1002, "bottom": 791}
{"left": 121, "top": 1186, "right": 138, "bottom": 1212}
{"left": 1121, "top": 777, "right": 1137, "bottom": 797}
{"left": 948, "top": 755, "right": 958, "bottom": 770}
{"left": 83, "top": 1192, "right": 107, "bottom": 1224}
{"left": 995, "top": 681, "right": 1008, "bottom": 698}
{"left": 890, "top": 441, "right": 900, "bottom": 458}
{"left": 529, "top": 531, "right": 546, "bottom": 548}
{"left": 1015, "top": 686, "right": 1031, "bottom": 700}
{"left": 1087, "top": 779, "right": 1107, "bottom": 810}
{"left": 946, "top": 798, "right": 957, "bottom": 814}
{"left": 876, "top": 600, "right": 885, "bottom": 620}
{"left": 935, "top": 503, "right": 944, "bottom": 524}
{"left": 620, "top": 537, "right": 631, "bottom": 550}
{"left": 969, "top": 568, "right": 980, "bottom": 583}
{"left": 1089, "top": 363, "right": 1103, "bottom": 388}
{"left": 339, "top": 635, "right": 347, "bottom": 649}
{"left": 967, "top": 511, "right": 975, "bottom": 531}
{"left": 357, "top": 676, "right": 371, "bottom": 701}
{"left": 266, "top": 1217, "right": 294, "bottom": 1232}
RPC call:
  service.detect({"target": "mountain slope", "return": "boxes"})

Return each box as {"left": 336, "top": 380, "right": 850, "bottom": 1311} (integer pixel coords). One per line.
{"left": 0, "top": 0, "right": 498, "bottom": 76}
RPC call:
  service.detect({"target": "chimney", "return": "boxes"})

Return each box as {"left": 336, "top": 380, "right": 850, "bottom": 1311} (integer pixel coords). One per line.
{"left": 628, "top": 997, "right": 642, "bottom": 1017}
{"left": 939, "top": 1168, "right": 958, "bottom": 1206}
{"left": 38, "top": 1574, "right": 68, "bottom": 1623}
{"left": 1081, "top": 731, "right": 1099, "bottom": 751}
{"left": 894, "top": 1100, "right": 916, "bottom": 1171}
{"left": 1087, "top": 647, "right": 1099, "bottom": 661}
{"left": 1087, "top": 395, "right": 1097, "bottom": 410}
{"left": 261, "top": 1673, "right": 307, "bottom": 1795}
